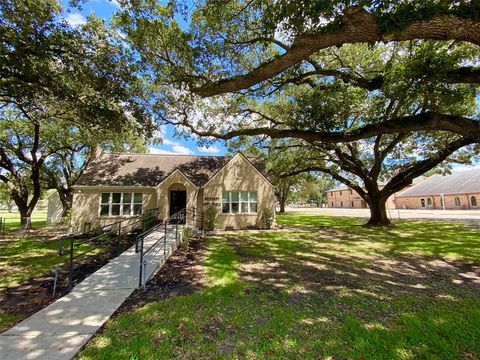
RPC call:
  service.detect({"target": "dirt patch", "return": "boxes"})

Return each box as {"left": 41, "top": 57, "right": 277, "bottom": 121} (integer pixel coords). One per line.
{"left": 114, "top": 236, "right": 208, "bottom": 314}
{"left": 0, "top": 236, "right": 137, "bottom": 330}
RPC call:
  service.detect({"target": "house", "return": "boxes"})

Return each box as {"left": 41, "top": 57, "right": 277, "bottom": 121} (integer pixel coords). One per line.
{"left": 327, "top": 185, "right": 396, "bottom": 209}
{"left": 70, "top": 153, "right": 275, "bottom": 231}
{"left": 394, "top": 169, "right": 480, "bottom": 210}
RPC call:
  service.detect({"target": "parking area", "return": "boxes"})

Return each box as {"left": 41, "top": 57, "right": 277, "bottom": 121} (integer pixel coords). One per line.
{"left": 284, "top": 207, "right": 480, "bottom": 222}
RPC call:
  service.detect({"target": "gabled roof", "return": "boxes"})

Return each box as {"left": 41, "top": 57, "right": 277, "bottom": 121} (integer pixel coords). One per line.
{"left": 75, "top": 153, "right": 266, "bottom": 187}
{"left": 396, "top": 169, "right": 480, "bottom": 197}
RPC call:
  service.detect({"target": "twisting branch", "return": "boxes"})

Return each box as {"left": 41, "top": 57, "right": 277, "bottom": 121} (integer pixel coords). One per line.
{"left": 171, "top": 111, "right": 480, "bottom": 143}
{"left": 192, "top": 7, "right": 480, "bottom": 97}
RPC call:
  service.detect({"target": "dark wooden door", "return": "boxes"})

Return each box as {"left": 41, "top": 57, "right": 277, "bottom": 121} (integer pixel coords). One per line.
{"left": 169, "top": 190, "right": 186, "bottom": 223}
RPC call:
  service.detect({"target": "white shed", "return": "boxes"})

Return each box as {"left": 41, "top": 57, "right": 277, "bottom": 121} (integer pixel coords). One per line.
{"left": 47, "top": 191, "right": 64, "bottom": 224}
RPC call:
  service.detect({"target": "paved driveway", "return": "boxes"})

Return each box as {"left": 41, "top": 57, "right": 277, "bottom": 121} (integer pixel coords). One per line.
{"left": 284, "top": 207, "right": 480, "bottom": 222}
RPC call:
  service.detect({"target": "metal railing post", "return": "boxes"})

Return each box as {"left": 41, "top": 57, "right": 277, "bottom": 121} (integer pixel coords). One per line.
{"left": 192, "top": 207, "right": 196, "bottom": 230}
{"left": 52, "top": 266, "right": 60, "bottom": 297}
{"left": 142, "top": 258, "right": 147, "bottom": 291}
{"left": 164, "top": 220, "right": 167, "bottom": 255}
{"left": 67, "top": 238, "right": 74, "bottom": 293}
{"left": 138, "top": 235, "right": 144, "bottom": 288}
{"left": 116, "top": 221, "right": 122, "bottom": 256}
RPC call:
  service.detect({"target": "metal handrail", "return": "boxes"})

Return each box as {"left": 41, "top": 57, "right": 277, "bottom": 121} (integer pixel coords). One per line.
{"left": 57, "top": 207, "right": 160, "bottom": 293}
{"left": 137, "top": 207, "right": 203, "bottom": 289}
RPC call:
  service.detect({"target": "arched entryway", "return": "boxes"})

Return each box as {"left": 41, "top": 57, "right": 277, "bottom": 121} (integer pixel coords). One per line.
{"left": 168, "top": 183, "right": 187, "bottom": 222}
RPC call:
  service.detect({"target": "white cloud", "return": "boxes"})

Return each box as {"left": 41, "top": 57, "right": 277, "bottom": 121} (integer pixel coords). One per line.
{"left": 148, "top": 146, "right": 174, "bottom": 154}
{"left": 163, "top": 138, "right": 179, "bottom": 146}
{"left": 452, "top": 165, "right": 480, "bottom": 172}
{"left": 198, "top": 145, "right": 220, "bottom": 154}
{"left": 148, "top": 145, "right": 193, "bottom": 155}
{"left": 65, "top": 13, "right": 86, "bottom": 27}
{"left": 172, "top": 145, "right": 193, "bottom": 155}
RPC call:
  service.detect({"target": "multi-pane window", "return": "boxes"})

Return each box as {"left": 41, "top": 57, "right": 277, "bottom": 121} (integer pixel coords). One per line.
{"left": 455, "top": 197, "right": 461, "bottom": 206}
{"left": 222, "top": 191, "right": 257, "bottom": 214}
{"left": 100, "top": 192, "right": 143, "bottom": 216}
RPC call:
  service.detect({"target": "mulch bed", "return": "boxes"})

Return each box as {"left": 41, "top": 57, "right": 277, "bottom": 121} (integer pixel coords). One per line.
{"left": 0, "top": 236, "right": 137, "bottom": 330}
{"left": 111, "top": 236, "right": 208, "bottom": 315}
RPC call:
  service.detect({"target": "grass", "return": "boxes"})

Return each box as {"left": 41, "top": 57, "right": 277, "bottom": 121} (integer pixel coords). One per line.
{"left": 73, "top": 215, "right": 479, "bottom": 358}
{"left": 0, "top": 209, "right": 48, "bottom": 231}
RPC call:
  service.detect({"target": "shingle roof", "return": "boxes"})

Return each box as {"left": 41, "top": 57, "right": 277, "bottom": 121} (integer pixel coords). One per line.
{"left": 396, "top": 169, "right": 480, "bottom": 197}
{"left": 76, "top": 153, "right": 266, "bottom": 187}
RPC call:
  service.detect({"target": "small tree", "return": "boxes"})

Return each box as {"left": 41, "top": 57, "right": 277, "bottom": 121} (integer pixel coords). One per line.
{"left": 203, "top": 204, "right": 218, "bottom": 231}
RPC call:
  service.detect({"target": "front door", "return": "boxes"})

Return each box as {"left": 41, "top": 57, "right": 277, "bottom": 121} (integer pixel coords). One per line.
{"left": 169, "top": 190, "right": 186, "bottom": 223}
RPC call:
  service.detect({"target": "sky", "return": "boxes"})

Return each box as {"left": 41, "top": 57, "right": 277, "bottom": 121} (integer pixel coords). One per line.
{"left": 61, "top": 0, "right": 226, "bottom": 156}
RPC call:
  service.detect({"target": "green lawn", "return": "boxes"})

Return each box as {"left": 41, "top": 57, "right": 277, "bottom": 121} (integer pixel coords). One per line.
{"left": 78, "top": 215, "right": 480, "bottom": 359}
{"left": 0, "top": 210, "right": 48, "bottom": 231}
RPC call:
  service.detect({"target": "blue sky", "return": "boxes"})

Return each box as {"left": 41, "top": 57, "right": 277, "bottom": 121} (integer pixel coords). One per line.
{"left": 61, "top": 0, "right": 226, "bottom": 156}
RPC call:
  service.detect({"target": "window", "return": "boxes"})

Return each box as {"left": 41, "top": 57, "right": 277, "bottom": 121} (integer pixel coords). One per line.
{"left": 340, "top": 191, "right": 342, "bottom": 196}
{"left": 427, "top": 198, "right": 432, "bottom": 207}
{"left": 100, "top": 192, "right": 142, "bottom": 216}
{"left": 331, "top": 202, "right": 334, "bottom": 207}
{"left": 350, "top": 189, "right": 353, "bottom": 195}
{"left": 222, "top": 191, "right": 257, "bottom": 214}
{"left": 351, "top": 201, "right": 354, "bottom": 207}
{"left": 455, "top": 197, "right": 461, "bottom": 206}
{"left": 471, "top": 196, "right": 478, "bottom": 207}
{"left": 340, "top": 201, "right": 343, "bottom": 207}
{"left": 420, "top": 199, "right": 426, "bottom": 208}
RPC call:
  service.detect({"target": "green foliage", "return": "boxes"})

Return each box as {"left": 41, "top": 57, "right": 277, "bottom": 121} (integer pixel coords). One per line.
{"left": 141, "top": 211, "right": 157, "bottom": 232}
{"left": 258, "top": 208, "right": 274, "bottom": 229}
{"left": 181, "top": 226, "right": 194, "bottom": 246}
{"left": 202, "top": 204, "right": 218, "bottom": 231}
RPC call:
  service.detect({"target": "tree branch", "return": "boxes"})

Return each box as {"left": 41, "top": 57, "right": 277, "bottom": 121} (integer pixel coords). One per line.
{"left": 192, "top": 7, "right": 480, "bottom": 97}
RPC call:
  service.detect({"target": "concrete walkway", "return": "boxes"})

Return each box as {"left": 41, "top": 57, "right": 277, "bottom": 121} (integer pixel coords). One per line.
{"left": 0, "top": 228, "right": 180, "bottom": 360}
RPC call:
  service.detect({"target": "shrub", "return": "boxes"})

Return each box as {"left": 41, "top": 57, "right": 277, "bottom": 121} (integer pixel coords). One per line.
{"left": 258, "top": 208, "right": 274, "bottom": 229}
{"left": 182, "top": 226, "right": 194, "bottom": 247}
{"left": 203, "top": 204, "right": 218, "bottom": 231}
{"left": 141, "top": 211, "right": 156, "bottom": 231}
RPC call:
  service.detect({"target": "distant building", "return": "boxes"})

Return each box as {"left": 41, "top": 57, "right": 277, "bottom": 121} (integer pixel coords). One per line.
{"left": 327, "top": 169, "right": 480, "bottom": 210}
{"left": 327, "top": 185, "right": 396, "bottom": 209}
{"left": 395, "top": 169, "right": 480, "bottom": 210}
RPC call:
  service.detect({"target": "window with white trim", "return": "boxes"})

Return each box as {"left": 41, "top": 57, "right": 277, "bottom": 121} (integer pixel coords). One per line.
{"left": 222, "top": 191, "right": 257, "bottom": 214}
{"left": 100, "top": 192, "right": 143, "bottom": 216}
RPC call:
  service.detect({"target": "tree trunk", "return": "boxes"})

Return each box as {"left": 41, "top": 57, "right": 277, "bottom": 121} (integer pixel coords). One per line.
{"left": 58, "top": 187, "right": 73, "bottom": 218}
{"left": 18, "top": 205, "right": 31, "bottom": 230}
{"left": 366, "top": 195, "right": 391, "bottom": 227}
{"left": 279, "top": 199, "right": 286, "bottom": 213}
